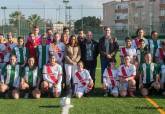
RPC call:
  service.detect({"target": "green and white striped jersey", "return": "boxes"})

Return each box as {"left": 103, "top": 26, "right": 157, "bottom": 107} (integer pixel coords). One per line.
{"left": 37, "top": 45, "right": 49, "bottom": 69}
{"left": 137, "top": 46, "right": 149, "bottom": 64}
{"left": 148, "top": 39, "right": 161, "bottom": 60}
{"left": 139, "top": 62, "right": 159, "bottom": 84}
{"left": 24, "top": 66, "right": 39, "bottom": 87}
{"left": 3, "top": 64, "right": 20, "bottom": 88}
{"left": 12, "top": 46, "right": 29, "bottom": 65}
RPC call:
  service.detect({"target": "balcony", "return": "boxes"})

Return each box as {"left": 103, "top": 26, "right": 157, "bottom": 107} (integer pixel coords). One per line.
{"left": 160, "top": 4, "right": 165, "bottom": 9}
{"left": 115, "top": 14, "right": 128, "bottom": 20}
{"left": 115, "top": 8, "right": 128, "bottom": 13}
{"left": 159, "top": 16, "right": 165, "bottom": 21}
{"left": 115, "top": 19, "right": 128, "bottom": 24}
{"left": 160, "top": 0, "right": 165, "bottom": 4}
{"left": 115, "top": 24, "right": 128, "bottom": 30}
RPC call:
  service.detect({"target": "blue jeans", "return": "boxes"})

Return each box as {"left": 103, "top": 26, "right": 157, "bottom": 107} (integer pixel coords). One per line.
{"left": 100, "top": 58, "right": 109, "bottom": 83}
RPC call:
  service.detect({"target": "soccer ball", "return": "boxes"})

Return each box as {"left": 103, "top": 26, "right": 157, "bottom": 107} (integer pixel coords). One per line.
{"left": 60, "top": 97, "right": 71, "bottom": 107}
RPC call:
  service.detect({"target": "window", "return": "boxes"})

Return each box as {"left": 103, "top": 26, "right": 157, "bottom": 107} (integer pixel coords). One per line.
{"left": 118, "top": 5, "right": 121, "bottom": 9}
{"left": 160, "top": 9, "right": 165, "bottom": 16}
{"left": 160, "top": 22, "right": 165, "bottom": 33}
{"left": 117, "top": 16, "right": 120, "bottom": 20}
{"left": 162, "top": 23, "right": 165, "bottom": 27}
{"left": 160, "top": 0, "right": 165, "bottom": 3}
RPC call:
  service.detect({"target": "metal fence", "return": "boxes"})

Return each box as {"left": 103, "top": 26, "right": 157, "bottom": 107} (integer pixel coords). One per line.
{"left": 0, "top": 6, "right": 103, "bottom": 37}
{"left": 0, "top": 7, "right": 164, "bottom": 40}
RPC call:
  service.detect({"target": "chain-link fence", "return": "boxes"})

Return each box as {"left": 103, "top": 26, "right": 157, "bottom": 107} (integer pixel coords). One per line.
{"left": 0, "top": 7, "right": 164, "bottom": 40}
{"left": 0, "top": 6, "right": 102, "bottom": 37}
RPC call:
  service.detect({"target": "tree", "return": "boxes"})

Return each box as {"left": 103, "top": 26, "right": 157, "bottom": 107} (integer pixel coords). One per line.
{"left": 9, "top": 11, "right": 26, "bottom": 36}
{"left": 56, "top": 21, "right": 64, "bottom": 24}
{"left": 27, "top": 14, "right": 43, "bottom": 28}
{"left": 74, "top": 16, "right": 101, "bottom": 33}
{"left": 9, "top": 11, "right": 25, "bottom": 27}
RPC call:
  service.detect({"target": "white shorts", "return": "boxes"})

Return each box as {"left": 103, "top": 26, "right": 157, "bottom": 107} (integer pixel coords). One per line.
{"left": 75, "top": 86, "right": 88, "bottom": 96}
{"left": 49, "top": 83, "right": 62, "bottom": 94}
{"left": 108, "top": 86, "right": 119, "bottom": 95}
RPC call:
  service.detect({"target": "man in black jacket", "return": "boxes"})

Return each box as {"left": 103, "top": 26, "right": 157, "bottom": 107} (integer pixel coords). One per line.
{"left": 99, "top": 27, "right": 119, "bottom": 84}
{"left": 78, "top": 30, "right": 85, "bottom": 44}
{"left": 81, "top": 31, "right": 99, "bottom": 89}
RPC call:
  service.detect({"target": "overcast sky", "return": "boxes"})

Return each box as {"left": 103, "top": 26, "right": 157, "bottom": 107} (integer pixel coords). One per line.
{"left": 0, "top": 0, "right": 111, "bottom": 23}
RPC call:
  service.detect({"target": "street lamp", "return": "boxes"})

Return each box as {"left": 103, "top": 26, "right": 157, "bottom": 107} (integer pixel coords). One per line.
{"left": 1, "top": 6, "right": 7, "bottom": 35}
{"left": 63, "top": 0, "right": 69, "bottom": 26}
{"left": 136, "top": 5, "right": 144, "bottom": 28}
{"left": 66, "top": 6, "right": 72, "bottom": 29}
{"left": 149, "top": 0, "right": 156, "bottom": 33}
{"left": 81, "top": 5, "right": 83, "bottom": 30}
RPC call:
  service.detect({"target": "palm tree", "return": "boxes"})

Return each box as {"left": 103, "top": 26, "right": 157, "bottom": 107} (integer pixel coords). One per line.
{"left": 9, "top": 11, "right": 25, "bottom": 27}
{"left": 9, "top": 11, "right": 26, "bottom": 35}
{"left": 27, "top": 14, "right": 43, "bottom": 29}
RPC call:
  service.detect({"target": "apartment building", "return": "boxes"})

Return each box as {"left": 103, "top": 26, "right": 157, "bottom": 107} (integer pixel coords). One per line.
{"left": 103, "top": 0, "right": 129, "bottom": 38}
{"left": 160, "top": 0, "right": 165, "bottom": 33}
{"left": 103, "top": 0, "right": 164, "bottom": 39}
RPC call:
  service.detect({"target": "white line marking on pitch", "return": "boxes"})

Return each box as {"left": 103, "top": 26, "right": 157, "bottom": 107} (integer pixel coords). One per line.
{"left": 61, "top": 105, "right": 73, "bottom": 114}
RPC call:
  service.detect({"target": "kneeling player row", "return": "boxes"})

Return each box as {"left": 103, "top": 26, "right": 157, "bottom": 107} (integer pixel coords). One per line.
{"left": 0, "top": 55, "right": 93, "bottom": 99}
{"left": 103, "top": 53, "right": 164, "bottom": 97}
{"left": 0, "top": 53, "right": 164, "bottom": 99}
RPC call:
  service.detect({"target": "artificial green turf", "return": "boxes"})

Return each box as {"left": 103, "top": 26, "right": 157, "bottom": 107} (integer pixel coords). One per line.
{"left": 70, "top": 97, "right": 159, "bottom": 114}
{"left": 0, "top": 98, "right": 61, "bottom": 114}
{"left": 0, "top": 57, "right": 164, "bottom": 114}
{"left": 150, "top": 96, "right": 165, "bottom": 111}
